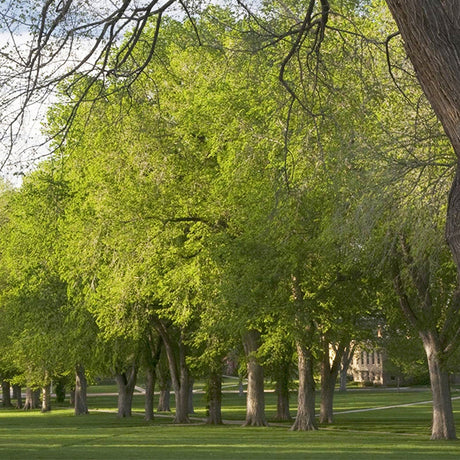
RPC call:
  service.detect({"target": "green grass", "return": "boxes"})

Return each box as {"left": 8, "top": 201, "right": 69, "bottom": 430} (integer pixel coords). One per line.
{"left": 1, "top": 389, "right": 460, "bottom": 459}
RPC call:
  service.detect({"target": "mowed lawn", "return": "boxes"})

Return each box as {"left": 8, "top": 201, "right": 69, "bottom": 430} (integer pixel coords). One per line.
{"left": 1, "top": 388, "right": 460, "bottom": 459}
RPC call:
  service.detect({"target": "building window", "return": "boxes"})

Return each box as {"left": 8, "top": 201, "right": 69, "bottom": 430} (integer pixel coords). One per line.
{"left": 377, "top": 352, "right": 381, "bottom": 364}
{"left": 371, "top": 351, "right": 375, "bottom": 365}
{"left": 360, "top": 352, "right": 364, "bottom": 365}
{"left": 366, "top": 352, "right": 369, "bottom": 365}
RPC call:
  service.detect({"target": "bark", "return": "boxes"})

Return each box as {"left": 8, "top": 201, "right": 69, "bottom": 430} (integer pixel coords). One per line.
{"left": 275, "top": 370, "right": 291, "bottom": 421}
{"left": 157, "top": 347, "right": 171, "bottom": 412}
{"left": 1, "top": 380, "right": 12, "bottom": 408}
{"left": 339, "top": 344, "right": 355, "bottom": 392}
{"left": 384, "top": 2, "right": 460, "bottom": 440}
{"left": 13, "top": 384, "right": 22, "bottom": 409}
{"left": 115, "top": 362, "right": 138, "bottom": 418}
{"left": 157, "top": 384, "right": 171, "bottom": 412}
{"left": 242, "top": 329, "right": 267, "bottom": 427}
{"left": 206, "top": 371, "right": 223, "bottom": 425}
{"left": 144, "top": 368, "right": 156, "bottom": 422}
{"left": 74, "top": 364, "right": 88, "bottom": 415}
{"left": 385, "top": 1, "right": 460, "bottom": 157}
{"left": 421, "top": 330, "right": 456, "bottom": 440}
{"left": 320, "top": 339, "right": 344, "bottom": 424}
{"left": 174, "top": 341, "right": 190, "bottom": 423}
{"left": 291, "top": 342, "right": 317, "bottom": 431}
{"left": 154, "top": 319, "right": 190, "bottom": 423}
{"left": 144, "top": 333, "right": 162, "bottom": 421}
{"left": 41, "top": 384, "right": 51, "bottom": 412}
{"left": 23, "top": 388, "right": 40, "bottom": 410}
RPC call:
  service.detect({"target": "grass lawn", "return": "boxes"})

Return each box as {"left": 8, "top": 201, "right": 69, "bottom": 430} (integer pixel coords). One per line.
{"left": 1, "top": 388, "right": 460, "bottom": 459}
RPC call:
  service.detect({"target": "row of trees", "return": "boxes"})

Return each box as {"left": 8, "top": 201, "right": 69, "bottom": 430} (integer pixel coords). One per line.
{"left": 0, "top": 1, "right": 459, "bottom": 439}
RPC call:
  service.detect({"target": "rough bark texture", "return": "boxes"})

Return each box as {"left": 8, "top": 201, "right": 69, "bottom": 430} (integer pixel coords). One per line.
{"left": 1, "top": 381, "right": 12, "bottom": 407}
{"left": 206, "top": 371, "right": 223, "bottom": 425}
{"left": 385, "top": 2, "right": 460, "bottom": 440}
{"left": 291, "top": 342, "right": 317, "bottom": 431}
{"left": 115, "top": 363, "right": 138, "bottom": 418}
{"left": 421, "top": 330, "right": 456, "bottom": 440}
{"left": 75, "top": 364, "right": 89, "bottom": 415}
{"left": 242, "top": 329, "right": 268, "bottom": 427}
{"left": 385, "top": 1, "right": 460, "bottom": 157}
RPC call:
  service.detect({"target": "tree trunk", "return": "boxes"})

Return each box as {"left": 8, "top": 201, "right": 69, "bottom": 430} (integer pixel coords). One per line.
{"left": 421, "top": 330, "right": 456, "bottom": 440}
{"left": 291, "top": 342, "right": 317, "bottom": 431}
{"left": 188, "top": 376, "right": 195, "bottom": 414}
{"left": 2, "top": 380, "right": 12, "bottom": 408}
{"left": 320, "top": 339, "right": 344, "bottom": 424}
{"left": 157, "top": 384, "right": 171, "bottom": 412}
{"left": 206, "top": 371, "right": 223, "bottom": 425}
{"left": 339, "top": 344, "right": 355, "bottom": 392}
{"left": 115, "top": 363, "right": 138, "bottom": 418}
{"left": 154, "top": 319, "right": 190, "bottom": 424}
{"left": 275, "top": 370, "right": 291, "bottom": 421}
{"left": 383, "top": 2, "right": 460, "bottom": 440}
{"left": 23, "top": 387, "right": 40, "bottom": 410}
{"left": 144, "top": 368, "right": 155, "bottom": 422}
{"left": 13, "top": 384, "right": 22, "bottom": 409}
{"left": 157, "top": 347, "right": 171, "bottom": 412}
{"left": 75, "top": 364, "right": 88, "bottom": 415}
{"left": 174, "top": 340, "right": 190, "bottom": 424}
{"left": 242, "top": 329, "right": 267, "bottom": 427}
{"left": 144, "top": 332, "right": 162, "bottom": 421}
{"left": 41, "top": 384, "right": 51, "bottom": 412}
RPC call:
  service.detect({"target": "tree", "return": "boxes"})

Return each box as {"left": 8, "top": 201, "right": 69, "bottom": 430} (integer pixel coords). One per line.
{"left": 383, "top": 0, "right": 460, "bottom": 440}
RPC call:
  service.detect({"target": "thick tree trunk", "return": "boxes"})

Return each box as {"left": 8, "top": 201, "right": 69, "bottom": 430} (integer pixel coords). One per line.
{"left": 291, "top": 342, "right": 317, "bottom": 431}
{"left": 13, "top": 384, "right": 22, "bottom": 409}
{"left": 41, "top": 384, "right": 51, "bottom": 412}
{"left": 144, "top": 368, "right": 155, "bottom": 422}
{"left": 320, "top": 339, "right": 344, "bottom": 424}
{"left": 157, "top": 347, "right": 171, "bottom": 412}
{"left": 173, "top": 340, "right": 190, "bottom": 424}
{"left": 2, "top": 380, "right": 12, "bottom": 407}
{"left": 384, "top": 1, "right": 460, "bottom": 440}
{"left": 275, "top": 372, "right": 291, "bottom": 421}
{"left": 206, "top": 371, "right": 223, "bottom": 425}
{"left": 23, "top": 388, "right": 40, "bottom": 410}
{"left": 421, "top": 331, "right": 456, "bottom": 440}
{"left": 115, "top": 363, "right": 138, "bottom": 418}
{"left": 385, "top": 1, "right": 460, "bottom": 156}
{"left": 242, "top": 329, "right": 267, "bottom": 427}
{"left": 75, "top": 364, "right": 88, "bottom": 415}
